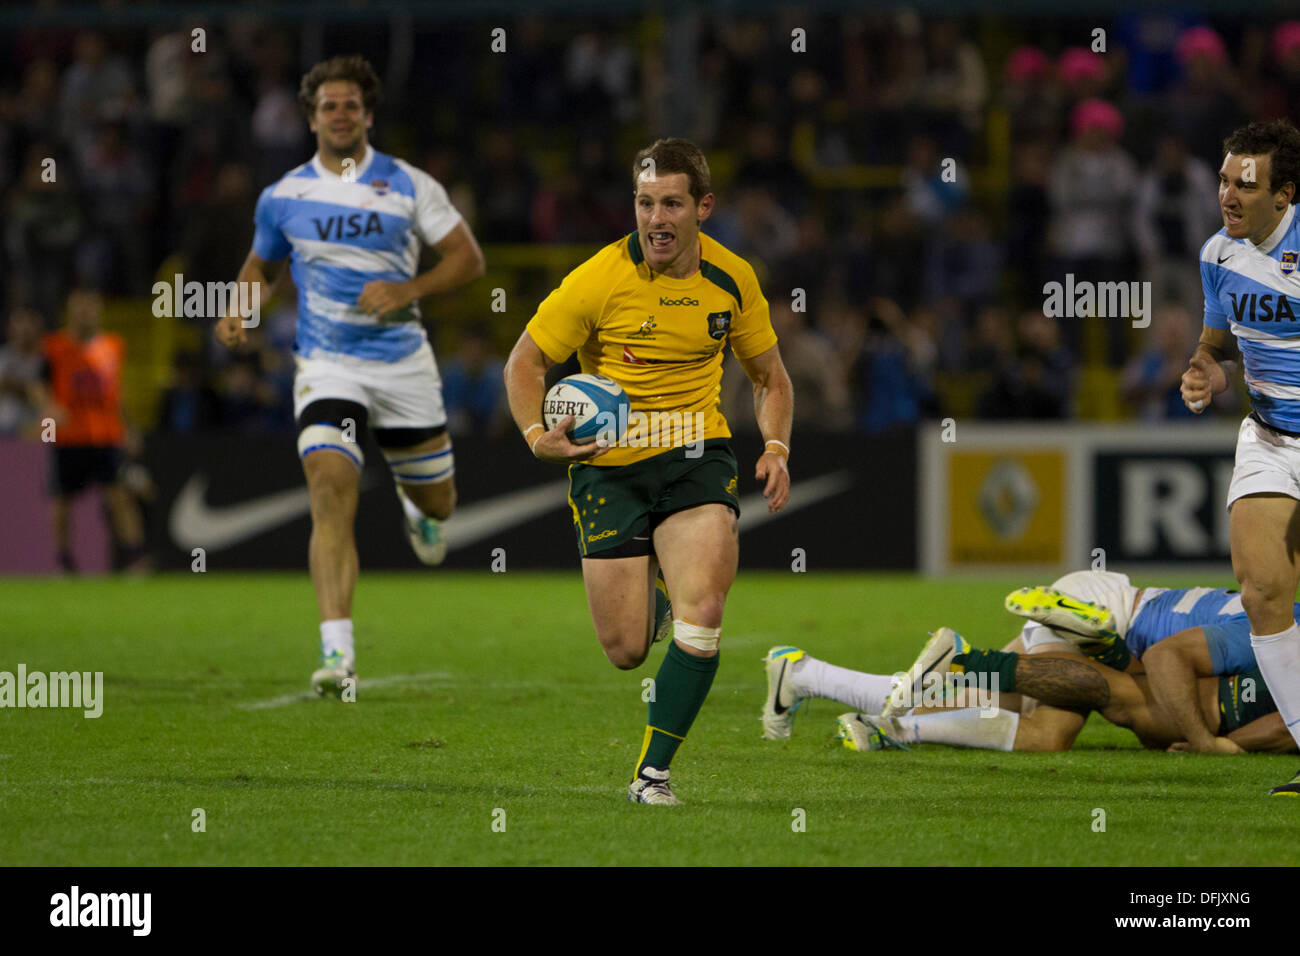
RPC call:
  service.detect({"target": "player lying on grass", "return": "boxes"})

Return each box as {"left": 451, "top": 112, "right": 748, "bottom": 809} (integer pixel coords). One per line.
{"left": 829, "top": 635, "right": 1291, "bottom": 756}
{"left": 761, "top": 569, "right": 1295, "bottom": 761}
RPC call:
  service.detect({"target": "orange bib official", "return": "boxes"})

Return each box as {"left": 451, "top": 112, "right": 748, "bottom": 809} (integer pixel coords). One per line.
{"left": 42, "top": 330, "right": 126, "bottom": 446}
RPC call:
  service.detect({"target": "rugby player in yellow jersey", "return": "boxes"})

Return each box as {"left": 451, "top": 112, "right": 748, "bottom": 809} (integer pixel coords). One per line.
{"left": 504, "top": 138, "right": 794, "bottom": 805}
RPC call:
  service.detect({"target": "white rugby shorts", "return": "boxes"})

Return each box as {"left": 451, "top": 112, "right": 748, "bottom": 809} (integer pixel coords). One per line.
{"left": 1019, "top": 569, "right": 1142, "bottom": 652}
{"left": 1226, "top": 415, "right": 1300, "bottom": 507}
{"left": 292, "top": 342, "right": 447, "bottom": 430}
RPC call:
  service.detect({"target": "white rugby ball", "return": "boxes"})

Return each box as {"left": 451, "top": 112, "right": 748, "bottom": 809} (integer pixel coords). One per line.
{"left": 542, "top": 374, "right": 631, "bottom": 445}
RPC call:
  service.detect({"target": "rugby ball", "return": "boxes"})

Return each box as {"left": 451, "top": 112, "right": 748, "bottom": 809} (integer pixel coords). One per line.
{"left": 542, "top": 374, "right": 630, "bottom": 445}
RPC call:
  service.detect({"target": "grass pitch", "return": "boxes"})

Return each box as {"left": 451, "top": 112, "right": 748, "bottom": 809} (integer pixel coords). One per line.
{"left": 3, "top": 572, "right": 1298, "bottom": 866}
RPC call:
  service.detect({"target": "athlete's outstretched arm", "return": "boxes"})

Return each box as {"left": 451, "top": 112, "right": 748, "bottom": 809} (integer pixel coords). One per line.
{"left": 215, "top": 250, "right": 285, "bottom": 349}
{"left": 357, "top": 221, "right": 485, "bottom": 316}
{"left": 1143, "top": 627, "right": 1241, "bottom": 753}
{"left": 736, "top": 343, "right": 792, "bottom": 512}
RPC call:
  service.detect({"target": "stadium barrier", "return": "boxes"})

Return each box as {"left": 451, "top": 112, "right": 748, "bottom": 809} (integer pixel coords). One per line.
{"left": 139, "top": 430, "right": 911, "bottom": 571}
{"left": 919, "top": 421, "right": 1242, "bottom": 577}
{"left": 3, "top": 422, "right": 1252, "bottom": 576}
{"left": 0, "top": 430, "right": 900, "bottom": 573}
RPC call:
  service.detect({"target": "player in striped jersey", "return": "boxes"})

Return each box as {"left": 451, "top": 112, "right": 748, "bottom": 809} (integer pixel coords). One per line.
{"left": 1179, "top": 120, "right": 1300, "bottom": 794}
{"left": 214, "top": 56, "right": 484, "bottom": 696}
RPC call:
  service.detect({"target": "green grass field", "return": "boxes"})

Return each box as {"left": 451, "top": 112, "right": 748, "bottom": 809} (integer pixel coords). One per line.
{"left": 3, "top": 571, "right": 1298, "bottom": 866}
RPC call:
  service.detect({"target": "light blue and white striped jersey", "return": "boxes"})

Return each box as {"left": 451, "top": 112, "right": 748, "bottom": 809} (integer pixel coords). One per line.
{"left": 1127, "top": 586, "right": 1269, "bottom": 675}
{"left": 1201, "top": 204, "right": 1300, "bottom": 431}
{"left": 253, "top": 144, "right": 462, "bottom": 363}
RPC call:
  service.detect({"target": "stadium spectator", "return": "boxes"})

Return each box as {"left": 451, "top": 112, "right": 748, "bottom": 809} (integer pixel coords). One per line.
{"left": 0, "top": 305, "right": 45, "bottom": 437}
{"left": 1005, "top": 139, "right": 1053, "bottom": 307}
{"left": 76, "top": 117, "right": 155, "bottom": 294}
{"left": 5, "top": 140, "right": 83, "bottom": 323}
{"left": 421, "top": 146, "right": 477, "bottom": 234}
{"left": 1162, "top": 25, "right": 1247, "bottom": 169}
{"left": 921, "top": 204, "right": 1002, "bottom": 310}
{"left": 711, "top": 19, "right": 784, "bottom": 140}
{"left": 1047, "top": 99, "right": 1139, "bottom": 364}
{"left": 532, "top": 136, "right": 627, "bottom": 243}
{"left": 34, "top": 287, "right": 146, "bottom": 572}
{"left": 723, "top": 302, "right": 850, "bottom": 432}
{"left": 857, "top": 297, "right": 937, "bottom": 433}
{"left": 1123, "top": 306, "right": 1205, "bottom": 421}
{"left": 1114, "top": 10, "right": 1205, "bottom": 96}
{"left": 9, "top": 58, "right": 62, "bottom": 158}
{"left": 58, "top": 32, "right": 138, "bottom": 164}
{"left": 214, "top": 352, "right": 284, "bottom": 432}
{"left": 441, "top": 325, "right": 507, "bottom": 436}
{"left": 871, "top": 195, "right": 925, "bottom": 307}
{"left": 915, "top": 18, "right": 987, "bottom": 157}
{"left": 734, "top": 122, "right": 808, "bottom": 215}
{"left": 499, "top": 16, "right": 566, "bottom": 124}
{"left": 1003, "top": 46, "right": 1061, "bottom": 145}
{"left": 1133, "top": 134, "right": 1221, "bottom": 311}
{"left": 1260, "top": 22, "right": 1300, "bottom": 124}
{"left": 179, "top": 161, "right": 256, "bottom": 288}
{"left": 155, "top": 350, "right": 220, "bottom": 434}
{"left": 250, "top": 34, "right": 309, "bottom": 190}
{"left": 145, "top": 26, "right": 197, "bottom": 129}
{"left": 964, "top": 305, "right": 1015, "bottom": 374}
{"left": 1057, "top": 47, "right": 1110, "bottom": 107}
{"left": 472, "top": 128, "right": 539, "bottom": 242}
{"left": 703, "top": 184, "right": 799, "bottom": 276}
{"left": 564, "top": 25, "right": 638, "bottom": 126}
{"left": 976, "top": 310, "right": 1073, "bottom": 419}
{"left": 902, "top": 135, "right": 968, "bottom": 227}
{"left": 870, "top": 11, "right": 927, "bottom": 162}
{"left": 170, "top": 63, "right": 251, "bottom": 228}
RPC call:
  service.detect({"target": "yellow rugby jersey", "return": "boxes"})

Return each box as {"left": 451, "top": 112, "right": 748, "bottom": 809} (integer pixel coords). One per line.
{"left": 527, "top": 231, "right": 777, "bottom": 466}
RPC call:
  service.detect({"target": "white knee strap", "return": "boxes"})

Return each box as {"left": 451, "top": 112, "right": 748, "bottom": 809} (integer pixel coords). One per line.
{"left": 674, "top": 619, "right": 721, "bottom": 652}
{"left": 298, "top": 424, "right": 363, "bottom": 469}
{"left": 382, "top": 445, "right": 454, "bottom": 484}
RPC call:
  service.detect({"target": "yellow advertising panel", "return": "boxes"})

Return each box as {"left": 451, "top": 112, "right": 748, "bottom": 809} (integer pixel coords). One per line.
{"left": 948, "top": 451, "right": 1065, "bottom": 565}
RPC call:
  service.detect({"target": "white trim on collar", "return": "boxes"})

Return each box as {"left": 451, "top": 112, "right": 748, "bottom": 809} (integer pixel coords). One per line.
{"left": 1255, "top": 203, "right": 1295, "bottom": 255}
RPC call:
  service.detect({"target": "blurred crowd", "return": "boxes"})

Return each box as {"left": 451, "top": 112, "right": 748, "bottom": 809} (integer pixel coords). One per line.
{"left": 2, "top": 10, "right": 1297, "bottom": 438}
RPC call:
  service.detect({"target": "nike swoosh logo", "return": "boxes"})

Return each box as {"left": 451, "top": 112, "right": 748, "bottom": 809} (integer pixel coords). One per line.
{"left": 772, "top": 659, "right": 791, "bottom": 714}
{"left": 1218, "top": 255, "right": 1233, "bottom": 264}
{"left": 170, "top": 474, "right": 315, "bottom": 551}
{"left": 736, "top": 471, "right": 854, "bottom": 532}
{"left": 169, "top": 473, "right": 570, "bottom": 553}
{"left": 169, "top": 468, "right": 851, "bottom": 555}
{"left": 920, "top": 656, "right": 948, "bottom": 680}
{"left": 438, "top": 480, "right": 570, "bottom": 549}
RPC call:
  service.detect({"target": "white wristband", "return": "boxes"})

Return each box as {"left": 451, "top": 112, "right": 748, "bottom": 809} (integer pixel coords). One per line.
{"left": 765, "top": 439, "right": 790, "bottom": 457}
{"left": 524, "top": 423, "right": 546, "bottom": 457}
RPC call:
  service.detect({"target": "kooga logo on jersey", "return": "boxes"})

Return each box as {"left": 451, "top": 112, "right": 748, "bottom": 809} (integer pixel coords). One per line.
{"left": 313, "top": 213, "right": 384, "bottom": 240}
{"left": 659, "top": 297, "right": 699, "bottom": 306}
